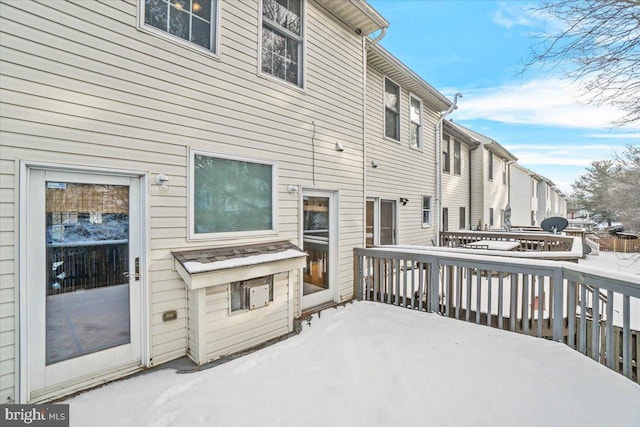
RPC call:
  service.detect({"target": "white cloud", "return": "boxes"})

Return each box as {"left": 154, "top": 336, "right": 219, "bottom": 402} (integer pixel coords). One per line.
{"left": 584, "top": 133, "right": 640, "bottom": 139}
{"left": 491, "top": 2, "right": 566, "bottom": 33}
{"left": 449, "top": 78, "right": 638, "bottom": 130}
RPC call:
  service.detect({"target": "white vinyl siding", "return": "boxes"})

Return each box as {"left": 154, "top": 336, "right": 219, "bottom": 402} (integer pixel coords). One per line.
{"left": 441, "top": 132, "right": 472, "bottom": 231}
{"left": 0, "top": 0, "right": 365, "bottom": 401}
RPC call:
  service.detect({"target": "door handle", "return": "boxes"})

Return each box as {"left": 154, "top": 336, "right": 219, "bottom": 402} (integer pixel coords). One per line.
{"left": 124, "top": 257, "right": 140, "bottom": 281}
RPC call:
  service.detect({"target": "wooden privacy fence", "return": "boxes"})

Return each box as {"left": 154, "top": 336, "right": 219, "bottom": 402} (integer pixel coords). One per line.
{"left": 354, "top": 247, "right": 640, "bottom": 384}
{"left": 598, "top": 236, "right": 640, "bottom": 253}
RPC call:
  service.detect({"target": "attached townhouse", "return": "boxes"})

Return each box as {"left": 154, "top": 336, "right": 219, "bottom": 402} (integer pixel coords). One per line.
{"left": 364, "top": 44, "right": 452, "bottom": 247}
{"left": 441, "top": 120, "right": 480, "bottom": 231}
{"left": 450, "top": 125, "right": 517, "bottom": 230}
{"left": 510, "top": 163, "right": 544, "bottom": 227}
{"left": 0, "top": 0, "right": 389, "bottom": 403}
{"left": 538, "top": 177, "right": 555, "bottom": 224}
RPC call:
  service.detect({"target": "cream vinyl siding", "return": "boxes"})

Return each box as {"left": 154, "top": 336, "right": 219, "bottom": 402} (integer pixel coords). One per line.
{"left": 0, "top": 0, "right": 365, "bottom": 401}
{"left": 442, "top": 135, "right": 472, "bottom": 230}
{"left": 365, "top": 65, "right": 438, "bottom": 246}
{"left": 203, "top": 272, "right": 289, "bottom": 361}
{"left": 509, "top": 164, "right": 533, "bottom": 227}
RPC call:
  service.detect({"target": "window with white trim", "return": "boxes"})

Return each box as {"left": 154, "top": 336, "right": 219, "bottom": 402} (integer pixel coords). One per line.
{"left": 261, "top": 0, "right": 303, "bottom": 86}
{"left": 409, "top": 95, "right": 422, "bottom": 149}
{"left": 489, "top": 208, "right": 494, "bottom": 226}
{"left": 422, "top": 196, "right": 432, "bottom": 227}
{"left": 454, "top": 140, "right": 461, "bottom": 175}
{"left": 191, "top": 152, "right": 277, "bottom": 237}
{"left": 442, "top": 136, "right": 451, "bottom": 173}
{"left": 488, "top": 151, "right": 494, "bottom": 180}
{"left": 142, "top": 0, "right": 217, "bottom": 52}
{"left": 384, "top": 78, "right": 400, "bottom": 141}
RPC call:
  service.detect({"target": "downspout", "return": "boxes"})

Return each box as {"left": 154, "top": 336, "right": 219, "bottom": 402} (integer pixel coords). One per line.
{"left": 363, "top": 27, "right": 387, "bottom": 246}
{"left": 435, "top": 93, "right": 462, "bottom": 245}
{"left": 468, "top": 143, "right": 479, "bottom": 230}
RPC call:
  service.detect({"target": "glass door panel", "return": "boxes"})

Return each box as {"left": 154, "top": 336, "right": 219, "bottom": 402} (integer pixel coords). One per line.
{"left": 380, "top": 200, "right": 396, "bottom": 245}
{"left": 45, "top": 182, "right": 130, "bottom": 365}
{"left": 303, "top": 196, "right": 329, "bottom": 296}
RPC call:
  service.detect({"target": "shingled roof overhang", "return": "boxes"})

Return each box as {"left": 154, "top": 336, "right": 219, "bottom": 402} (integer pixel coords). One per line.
{"left": 367, "top": 43, "right": 452, "bottom": 112}
{"left": 316, "top": 0, "right": 389, "bottom": 37}
{"left": 173, "top": 241, "right": 307, "bottom": 289}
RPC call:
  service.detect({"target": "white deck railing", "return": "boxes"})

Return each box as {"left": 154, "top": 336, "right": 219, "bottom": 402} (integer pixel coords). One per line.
{"left": 354, "top": 246, "right": 640, "bottom": 384}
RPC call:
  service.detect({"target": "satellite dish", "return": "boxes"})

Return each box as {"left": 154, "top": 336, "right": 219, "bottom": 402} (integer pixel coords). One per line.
{"left": 582, "top": 243, "right": 592, "bottom": 255}
{"left": 541, "top": 217, "right": 569, "bottom": 234}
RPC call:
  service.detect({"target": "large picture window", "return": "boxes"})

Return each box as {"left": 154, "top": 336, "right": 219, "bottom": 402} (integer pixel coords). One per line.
{"left": 191, "top": 152, "right": 276, "bottom": 237}
{"left": 384, "top": 77, "right": 400, "bottom": 141}
{"left": 142, "top": 0, "right": 217, "bottom": 52}
{"left": 261, "top": 0, "right": 303, "bottom": 86}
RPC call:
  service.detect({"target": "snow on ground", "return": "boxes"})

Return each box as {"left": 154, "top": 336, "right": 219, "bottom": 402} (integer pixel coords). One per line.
{"left": 67, "top": 302, "right": 640, "bottom": 427}
{"left": 578, "top": 251, "right": 640, "bottom": 275}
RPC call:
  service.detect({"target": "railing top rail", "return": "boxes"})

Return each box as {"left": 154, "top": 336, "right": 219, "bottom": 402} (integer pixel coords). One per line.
{"left": 441, "top": 230, "right": 575, "bottom": 241}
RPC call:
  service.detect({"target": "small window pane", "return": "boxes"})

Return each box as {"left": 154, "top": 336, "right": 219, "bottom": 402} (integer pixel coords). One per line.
{"left": 169, "top": 6, "right": 190, "bottom": 41}
{"left": 410, "top": 98, "right": 421, "bottom": 123}
{"left": 192, "top": 18, "right": 211, "bottom": 49}
{"left": 385, "top": 109, "right": 399, "bottom": 139}
{"left": 385, "top": 80, "right": 399, "bottom": 111}
{"left": 145, "top": 0, "right": 168, "bottom": 30}
{"left": 192, "top": 0, "right": 210, "bottom": 20}
{"left": 410, "top": 123, "right": 420, "bottom": 148}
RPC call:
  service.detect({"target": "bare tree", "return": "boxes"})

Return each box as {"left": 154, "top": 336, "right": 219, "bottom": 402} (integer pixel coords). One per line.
{"left": 526, "top": 1, "right": 640, "bottom": 126}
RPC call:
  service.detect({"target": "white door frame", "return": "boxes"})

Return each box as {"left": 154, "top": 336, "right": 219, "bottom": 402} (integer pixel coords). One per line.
{"left": 18, "top": 162, "right": 150, "bottom": 403}
{"left": 300, "top": 189, "right": 338, "bottom": 311}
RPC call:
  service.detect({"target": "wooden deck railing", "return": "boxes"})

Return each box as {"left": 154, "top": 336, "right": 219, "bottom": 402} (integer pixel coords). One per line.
{"left": 354, "top": 246, "right": 640, "bottom": 384}
{"left": 440, "top": 230, "right": 575, "bottom": 252}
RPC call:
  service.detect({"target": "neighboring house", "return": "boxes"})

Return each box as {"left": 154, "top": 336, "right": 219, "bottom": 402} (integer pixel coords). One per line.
{"left": 0, "top": 0, "right": 388, "bottom": 403}
{"left": 441, "top": 120, "right": 480, "bottom": 231}
{"left": 365, "top": 44, "right": 452, "bottom": 246}
{"left": 452, "top": 125, "right": 518, "bottom": 230}
{"left": 538, "top": 177, "right": 555, "bottom": 223}
{"left": 510, "top": 163, "right": 543, "bottom": 227}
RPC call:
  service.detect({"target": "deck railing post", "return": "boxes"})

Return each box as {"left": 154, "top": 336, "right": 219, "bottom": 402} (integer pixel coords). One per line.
{"left": 428, "top": 257, "right": 439, "bottom": 313}
{"left": 355, "top": 252, "right": 363, "bottom": 300}
{"left": 552, "top": 268, "right": 564, "bottom": 341}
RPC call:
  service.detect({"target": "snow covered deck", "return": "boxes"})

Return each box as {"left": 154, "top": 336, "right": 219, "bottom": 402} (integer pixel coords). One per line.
{"left": 67, "top": 302, "right": 640, "bottom": 426}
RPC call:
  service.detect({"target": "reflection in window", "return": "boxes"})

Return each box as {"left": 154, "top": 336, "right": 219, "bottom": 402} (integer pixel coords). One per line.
{"left": 144, "top": 0, "right": 216, "bottom": 51}
{"left": 384, "top": 78, "right": 400, "bottom": 140}
{"left": 193, "top": 154, "right": 274, "bottom": 234}
{"left": 410, "top": 95, "right": 422, "bottom": 149}
{"left": 262, "top": 0, "right": 303, "bottom": 86}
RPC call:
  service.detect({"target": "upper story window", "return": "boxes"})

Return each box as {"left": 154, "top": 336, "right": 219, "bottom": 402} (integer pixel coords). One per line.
{"left": 502, "top": 159, "right": 507, "bottom": 184}
{"left": 190, "top": 151, "right": 277, "bottom": 239}
{"left": 488, "top": 151, "right": 494, "bottom": 180}
{"left": 442, "top": 136, "right": 450, "bottom": 173}
{"left": 261, "top": 0, "right": 303, "bottom": 87}
{"left": 454, "top": 140, "right": 461, "bottom": 175}
{"left": 142, "top": 0, "right": 217, "bottom": 52}
{"left": 422, "top": 196, "right": 432, "bottom": 227}
{"left": 409, "top": 95, "right": 422, "bottom": 149}
{"left": 384, "top": 78, "right": 400, "bottom": 141}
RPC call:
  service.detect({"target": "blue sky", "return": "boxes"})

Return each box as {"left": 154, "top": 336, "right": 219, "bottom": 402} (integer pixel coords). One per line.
{"left": 368, "top": 0, "right": 640, "bottom": 194}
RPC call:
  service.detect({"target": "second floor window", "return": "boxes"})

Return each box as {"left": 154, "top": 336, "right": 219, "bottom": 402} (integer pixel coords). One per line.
{"left": 409, "top": 95, "right": 422, "bottom": 149}
{"left": 442, "top": 136, "right": 450, "bottom": 173}
{"left": 261, "top": 0, "right": 303, "bottom": 86}
{"left": 384, "top": 78, "right": 400, "bottom": 141}
{"left": 143, "top": 0, "right": 217, "bottom": 52}
{"left": 422, "top": 196, "right": 432, "bottom": 227}
{"left": 488, "top": 151, "right": 494, "bottom": 180}
{"left": 454, "top": 140, "right": 461, "bottom": 175}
